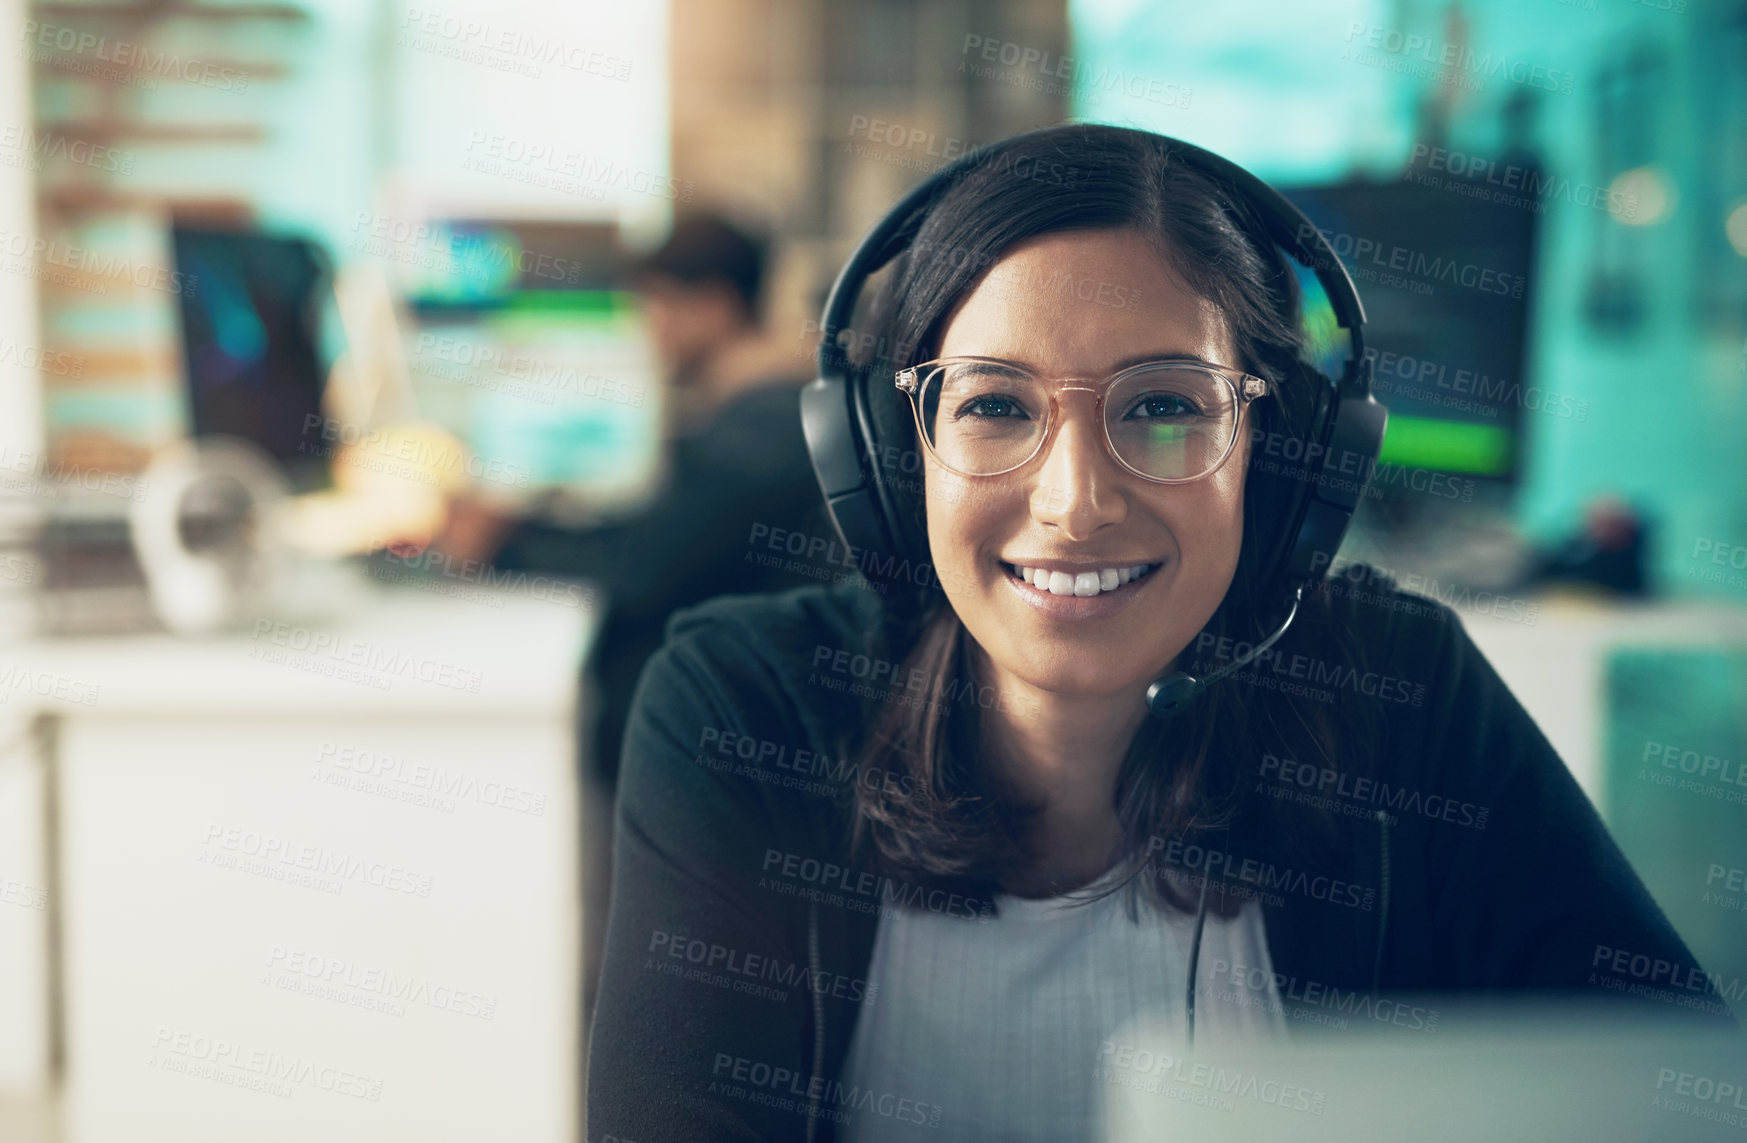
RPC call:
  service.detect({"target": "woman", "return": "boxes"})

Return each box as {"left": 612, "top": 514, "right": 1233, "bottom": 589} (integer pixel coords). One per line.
{"left": 586, "top": 125, "right": 1719, "bottom": 1142}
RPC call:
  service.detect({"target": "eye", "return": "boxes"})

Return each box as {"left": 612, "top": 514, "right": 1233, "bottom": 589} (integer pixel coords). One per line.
{"left": 955, "top": 393, "right": 1030, "bottom": 420}
{"left": 935, "top": 362, "right": 1035, "bottom": 422}
{"left": 1122, "top": 392, "right": 1206, "bottom": 419}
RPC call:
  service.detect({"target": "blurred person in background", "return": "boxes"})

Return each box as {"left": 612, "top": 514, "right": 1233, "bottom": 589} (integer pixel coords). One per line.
{"left": 433, "top": 211, "right": 828, "bottom": 1023}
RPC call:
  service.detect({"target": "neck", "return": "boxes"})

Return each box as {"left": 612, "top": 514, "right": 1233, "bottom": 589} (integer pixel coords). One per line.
{"left": 974, "top": 646, "right": 1153, "bottom": 895}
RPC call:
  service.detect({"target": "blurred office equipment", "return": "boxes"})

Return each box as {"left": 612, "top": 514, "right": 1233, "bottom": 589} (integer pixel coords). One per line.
{"left": 392, "top": 219, "right": 663, "bottom": 518}
{"left": 1528, "top": 496, "right": 1654, "bottom": 597}
{"left": 1282, "top": 172, "right": 1540, "bottom": 487}
{"left": 1280, "top": 170, "right": 1541, "bottom": 592}
{"left": 27, "top": 223, "right": 336, "bottom": 636}
{"left": 127, "top": 436, "right": 290, "bottom": 636}
{"left": 1100, "top": 1007, "right": 1747, "bottom": 1142}
{"left": 169, "top": 225, "right": 334, "bottom": 492}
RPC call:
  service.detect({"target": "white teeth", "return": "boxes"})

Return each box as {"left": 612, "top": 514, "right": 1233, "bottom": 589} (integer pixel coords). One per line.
{"left": 1012, "top": 563, "right": 1154, "bottom": 597}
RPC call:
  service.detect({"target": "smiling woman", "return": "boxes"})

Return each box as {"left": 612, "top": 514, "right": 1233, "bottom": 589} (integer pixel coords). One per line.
{"left": 586, "top": 125, "right": 1725, "bottom": 1143}
{"left": 878, "top": 227, "right": 1292, "bottom": 894}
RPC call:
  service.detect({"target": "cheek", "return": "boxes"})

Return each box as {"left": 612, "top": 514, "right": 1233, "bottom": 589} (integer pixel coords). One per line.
{"left": 1212, "top": 476, "right": 1247, "bottom": 559}
{"left": 923, "top": 469, "right": 976, "bottom": 556}
{"left": 1160, "top": 475, "right": 1247, "bottom": 568}
{"left": 923, "top": 468, "right": 1005, "bottom": 592}
{"left": 1208, "top": 440, "right": 1250, "bottom": 534}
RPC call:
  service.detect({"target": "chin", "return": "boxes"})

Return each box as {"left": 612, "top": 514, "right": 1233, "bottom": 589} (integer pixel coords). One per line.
{"left": 995, "top": 640, "right": 1157, "bottom": 701}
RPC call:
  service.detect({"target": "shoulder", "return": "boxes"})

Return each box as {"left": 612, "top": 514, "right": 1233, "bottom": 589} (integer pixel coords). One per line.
{"left": 630, "top": 580, "right": 887, "bottom": 778}
{"left": 1302, "top": 561, "right": 1550, "bottom": 787}
{"left": 663, "top": 579, "right": 886, "bottom": 685}
{"left": 1265, "top": 563, "right": 1496, "bottom": 768}
{"left": 1299, "top": 561, "right": 1470, "bottom": 687}
{"left": 614, "top": 583, "right": 888, "bottom": 875}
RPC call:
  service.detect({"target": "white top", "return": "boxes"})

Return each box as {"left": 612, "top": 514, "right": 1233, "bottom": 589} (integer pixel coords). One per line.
{"left": 836, "top": 868, "right": 1287, "bottom": 1141}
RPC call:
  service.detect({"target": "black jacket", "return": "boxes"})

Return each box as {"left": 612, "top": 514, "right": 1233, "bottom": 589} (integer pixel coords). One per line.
{"left": 587, "top": 576, "right": 1730, "bottom": 1141}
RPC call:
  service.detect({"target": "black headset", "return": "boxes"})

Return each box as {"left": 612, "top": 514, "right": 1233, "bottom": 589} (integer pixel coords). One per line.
{"left": 799, "top": 124, "right": 1388, "bottom": 719}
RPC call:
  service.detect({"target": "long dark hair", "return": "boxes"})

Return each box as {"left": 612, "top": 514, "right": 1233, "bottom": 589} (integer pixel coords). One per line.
{"left": 841, "top": 125, "right": 1383, "bottom": 918}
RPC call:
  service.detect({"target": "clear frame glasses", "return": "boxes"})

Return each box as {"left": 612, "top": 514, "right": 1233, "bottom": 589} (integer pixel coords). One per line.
{"left": 895, "top": 356, "right": 1273, "bottom": 484}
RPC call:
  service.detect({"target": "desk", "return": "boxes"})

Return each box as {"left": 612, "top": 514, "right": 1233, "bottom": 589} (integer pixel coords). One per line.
{"left": 0, "top": 567, "right": 595, "bottom": 1142}
{"left": 1459, "top": 593, "right": 1747, "bottom": 811}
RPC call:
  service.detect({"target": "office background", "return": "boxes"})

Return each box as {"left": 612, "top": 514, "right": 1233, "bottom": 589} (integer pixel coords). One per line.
{"left": 0, "top": 0, "right": 1743, "bottom": 1140}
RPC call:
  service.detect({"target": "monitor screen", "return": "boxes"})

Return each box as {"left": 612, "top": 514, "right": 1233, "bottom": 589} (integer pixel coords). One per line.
{"left": 171, "top": 225, "right": 332, "bottom": 490}
{"left": 1280, "top": 172, "right": 1541, "bottom": 483}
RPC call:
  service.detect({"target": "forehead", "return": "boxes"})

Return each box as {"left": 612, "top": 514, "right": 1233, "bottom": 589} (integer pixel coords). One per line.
{"left": 935, "top": 228, "right": 1236, "bottom": 372}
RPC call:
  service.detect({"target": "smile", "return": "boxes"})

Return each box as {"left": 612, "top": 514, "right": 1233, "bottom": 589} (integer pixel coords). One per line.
{"left": 1002, "top": 562, "right": 1157, "bottom": 598}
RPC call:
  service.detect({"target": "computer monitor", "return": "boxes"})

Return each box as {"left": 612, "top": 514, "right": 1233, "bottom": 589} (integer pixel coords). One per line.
{"left": 395, "top": 219, "right": 661, "bottom": 508}
{"left": 1280, "top": 172, "right": 1541, "bottom": 485}
{"left": 170, "top": 225, "right": 333, "bottom": 492}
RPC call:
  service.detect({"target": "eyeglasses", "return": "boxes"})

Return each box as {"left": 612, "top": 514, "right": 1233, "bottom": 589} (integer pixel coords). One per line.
{"left": 895, "top": 356, "right": 1273, "bottom": 483}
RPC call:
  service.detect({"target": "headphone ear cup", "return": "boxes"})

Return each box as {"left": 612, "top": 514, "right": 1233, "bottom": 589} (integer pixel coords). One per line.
{"left": 1280, "top": 386, "right": 1387, "bottom": 587}
{"left": 854, "top": 357, "right": 931, "bottom": 573}
{"left": 1245, "top": 365, "right": 1335, "bottom": 594}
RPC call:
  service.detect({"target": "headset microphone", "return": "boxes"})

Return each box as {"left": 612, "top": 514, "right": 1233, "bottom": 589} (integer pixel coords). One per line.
{"left": 1145, "top": 585, "right": 1304, "bottom": 719}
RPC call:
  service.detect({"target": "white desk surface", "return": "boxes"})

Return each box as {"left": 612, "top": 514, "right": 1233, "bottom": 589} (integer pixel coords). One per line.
{"left": 1458, "top": 591, "right": 1747, "bottom": 808}
{"left": 0, "top": 566, "right": 598, "bottom": 1143}
{"left": 3, "top": 563, "right": 597, "bottom": 719}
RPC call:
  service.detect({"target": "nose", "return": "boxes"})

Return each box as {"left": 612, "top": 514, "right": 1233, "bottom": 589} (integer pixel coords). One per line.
{"left": 1028, "top": 390, "right": 1127, "bottom": 539}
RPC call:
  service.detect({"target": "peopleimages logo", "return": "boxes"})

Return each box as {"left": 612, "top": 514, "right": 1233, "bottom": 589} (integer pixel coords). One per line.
{"left": 1146, "top": 835, "right": 1377, "bottom": 911}
{"left": 1258, "top": 752, "right": 1489, "bottom": 830}
{"left": 148, "top": 1026, "right": 383, "bottom": 1101}
{"left": 1096, "top": 1041, "right": 1328, "bottom": 1114}
{"left": 695, "top": 727, "right": 915, "bottom": 800}
{"left": 1295, "top": 222, "right": 1526, "bottom": 298}
{"left": 759, "top": 847, "right": 995, "bottom": 923}
{"left": 1342, "top": 23, "right": 1576, "bottom": 95}
{"left": 648, "top": 928, "right": 877, "bottom": 1005}
{"left": 1191, "top": 630, "right": 1427, "bottom": 707}
{"left": 461, "top": 131, "right": 693, "bottom": 202}
{"left": 398, "top": 7, "right": 632, "bottom": 80}
{"left": 0, "top": 224, "right": 196, "bottom": 296}
{"left": 21, "top": 21, "right": 250, "bottom": 93}
{"left": 709, "top": 1053, "right": 942, "bottom": 1128}
{"left": 1363, "top": 346, "right": 1588, "bottom": 423}
{"left": 199, "top": 824, "right": 436, "bottom": 897}
{"left": 264, "top": 944, "right": 498, "bottom": 1019}
{"left": 0, "top": 124, "right": 135, "bottom": 173}
{"left": 958, "top": 35, "right": 1193, "bottom": 109}
{"left": 1591, "top": 943, "right": 1742, "bottom": 1015}
{"left": 313, "top": 741, "right": 549, "bottom": 815}
{"left": 1408, "top": 144, "right": 1635, "bottom": 220}
{"left": 1314, "top": 553, "right": 1541, "bottom": 627}
{"left": 1203, "top": 956, "right": 1440, "bottom": 1033}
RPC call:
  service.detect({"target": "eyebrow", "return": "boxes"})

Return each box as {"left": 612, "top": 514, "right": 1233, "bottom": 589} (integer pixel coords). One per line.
{"left": 954, "top": 352, "right": 1225, "bottom": 374}
{"left": 1109, "top": 352, "right": 1221, "bottom": 372}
